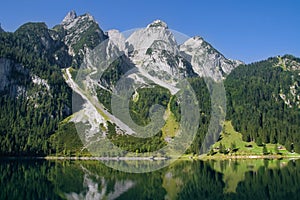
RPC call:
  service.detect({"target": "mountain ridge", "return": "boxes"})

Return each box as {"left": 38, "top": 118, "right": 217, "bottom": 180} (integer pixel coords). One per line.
{"left": 1, "top": 11, "right": 300, "bottom": 156}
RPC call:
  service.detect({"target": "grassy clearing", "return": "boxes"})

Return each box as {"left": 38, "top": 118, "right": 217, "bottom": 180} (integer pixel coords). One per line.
{"left": 162, "top": 101, "right": 179, "bottom": 139}
{"left": 211, "top": 121, "right": 299, "bottom": 157}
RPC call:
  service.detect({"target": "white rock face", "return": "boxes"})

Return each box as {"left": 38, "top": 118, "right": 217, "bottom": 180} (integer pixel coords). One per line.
{"left": 107, "top": 29, "right": 126, "bottom": 52}
{"left": 61, "top": 11, "right": 106, "bottom": 57}
{"left": 61, "top": 10, "right": 77, "bottom": 26}
{"left": 180, "top": 36, "right": 243, "bottom": 81}
{"left": 278, "top": 66, "right": 300, "bottom": 108}
{"left": 126, "top": 20, "right": 178, "bottom": 57}
{"left": 31, "top": 75, "right": 50, "bottom": 90}
{"left": 123, "top": 20, "right": 192, "bottom": 88}
{"left": 123, "top": 20, "right": 242, "bottom": 84}
{"left": 60, "top": 15, "right": 243, "bottom": 104}
{"left": 147, "top": 19, "right": 168, "bottom": 29}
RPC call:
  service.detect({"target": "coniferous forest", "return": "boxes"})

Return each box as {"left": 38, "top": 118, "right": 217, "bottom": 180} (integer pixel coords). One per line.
{"left": 225, "top": 56, "right": 300, "bottom": 153}
{"left": 1, "top": 22, "right": 300, "bottom": 156}
{"left": 0, "top": 23, "right": 72, "bottom": 156}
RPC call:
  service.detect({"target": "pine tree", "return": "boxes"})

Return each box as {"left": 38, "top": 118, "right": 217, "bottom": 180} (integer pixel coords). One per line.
{"left": 263, "top": 145, "right": 268, "bottom": 155}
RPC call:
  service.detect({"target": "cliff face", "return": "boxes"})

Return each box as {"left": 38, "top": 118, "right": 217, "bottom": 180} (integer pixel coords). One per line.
{"left": 0, "top": 58, "right": 29, "bottom": 96}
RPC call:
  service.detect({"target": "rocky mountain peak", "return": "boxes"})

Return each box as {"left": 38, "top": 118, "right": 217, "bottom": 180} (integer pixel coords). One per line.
{"left": 59, "top": 11, "right": 107, "bottom": 67}
{"left": 126, "top": 20, "right": 176, "bottom": 58}
{"left": 147, "top": 19, "right": 168, "bottom": 29}
{"left": 192, "top": 36, "right": 204, "bottom": 43}
{"left": 61, "top": 11, "right": 98, "bottom": 31}
{"left": 180, "top": 36, "right": 243, "bottom": 80}
{"left": 61, "top": 10, "right": 77, "bottom": 25}
{"left": 107, "top": 29, "right": 126, "bottom": 52}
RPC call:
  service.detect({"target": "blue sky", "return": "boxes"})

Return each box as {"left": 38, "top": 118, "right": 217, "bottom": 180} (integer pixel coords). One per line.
{"left": 0, "top": 0, "right": 299, "bottom": 63}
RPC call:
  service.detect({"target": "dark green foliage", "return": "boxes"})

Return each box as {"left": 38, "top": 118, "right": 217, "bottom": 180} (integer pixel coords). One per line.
{"left": 97, "top": 77, "right": 212, "bottom": 155}
{"left": 1, "top": 20, "right": 300, "bottom": 157}
{"left": 71, "top": 23, "right": 104, "bottom": 55}
{"left": 177, "top": 161, "right": 225, "bottom": 200}
{"left": 105, "top": 87, "right": 169, "bottom": 153}
{"left": 0, "top": 95, "right": 59, "bottom": 156}
{"left": 106, "top": 121, "right": 166, "bottom": 153}
{"left": 185, "top": 77, "right": 211, "bottom": 154}
{"left": 0, "top": 23, "right": 72, "bottom": 156}
{"left": 108, "top": 130, "right": 166, "bottom": 153}
{"left": 129, "top": 85, "right": 171, "bottom": 126}
{"left": 263, "top": 145, "right": 268, "bottom": 155}
{"left": 2, "top": 159, "right": 300, "bottom": 199}
{"left": 0, "top": 23, "right": 71, "bottom": 71}
{"left": 169, "top": 96, "right": 181, "bottom": 122}
{"left": 219, "top": 143, "right": 227, "bottom": 154}
{"left": 96, "top": 87, "right": 112, "bottom": 112}
{"left": 229, "top": 161, "right": 300, "bottom": 199}
{"left": 225, "top": 56, "right": 300, "bottom": 153}
{"left": 231, "top": 142, "right": 237, "bottom": 151}
{"left": 256, "top": 137, "right": 263, "bottom": 146}
{"left": 0, "top": 160, "right": 62, "bottom": 200}
{"left": 146, "top": 48, "right": 153, "bottom": 56}
{"left": 99, "top": 56, "right": 133, "bottom": 88}
{"left": 0, "top": 160, "right": 168, "bottom": 200}
{"left": 49, "top": 122, "right": 87, "bottom": 156}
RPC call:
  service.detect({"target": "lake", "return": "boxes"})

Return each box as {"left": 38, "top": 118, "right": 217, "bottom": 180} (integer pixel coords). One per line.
{"left": 1, "top": 158, "right": 300, "bottom": 199}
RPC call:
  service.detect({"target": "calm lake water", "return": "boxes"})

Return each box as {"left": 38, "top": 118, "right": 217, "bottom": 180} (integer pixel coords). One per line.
{"left": 1, "top": 158, "right": 300, "bottom": 200}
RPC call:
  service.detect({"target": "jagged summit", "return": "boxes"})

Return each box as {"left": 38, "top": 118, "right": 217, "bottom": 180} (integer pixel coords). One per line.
{"left": 61, "top": 11, "right": 97, "bottom": 30}
{"left": 147, "top": 20, "right": 168, "bottom": 29}
{"left": 61, "top": 10, "right": 77, "bottom": 25}
{"left": 192, "top": 36, "right": 204, "bottom": 41}
{"left": 126, "top": 19, "right": 176, "bottom": 57}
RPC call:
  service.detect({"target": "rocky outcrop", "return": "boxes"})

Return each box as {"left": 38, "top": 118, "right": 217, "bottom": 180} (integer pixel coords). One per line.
{"left": 0, "top": 58, "right": 29, "bottom": 96}
{"left": 60, "top": 11, "right": 108, "bottom": 68}
{"left": 180, "top": 36, "right": 243, "bottom": 81}
{"left": 124, "top": 20, "right": 242, "bottom": 83}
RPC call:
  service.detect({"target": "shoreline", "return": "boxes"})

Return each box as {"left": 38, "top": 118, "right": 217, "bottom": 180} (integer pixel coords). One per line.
{"left": 198, "top": 154, "right": 300, "bottom": 160}
{"left": 1, "top": 154, "right": 300, "bottom": 161}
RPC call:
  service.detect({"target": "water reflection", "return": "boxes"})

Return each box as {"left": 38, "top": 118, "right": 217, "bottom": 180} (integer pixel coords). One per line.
{"left": 64, "top": 165, "right": 135, "bottom": 200}
{"left": 1, "top": 158, "right": 300, "bottom": 199}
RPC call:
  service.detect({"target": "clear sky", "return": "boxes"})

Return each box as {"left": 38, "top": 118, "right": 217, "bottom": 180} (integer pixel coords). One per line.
{"left": 0, "top": 0, "right": 299, "bottom": 63}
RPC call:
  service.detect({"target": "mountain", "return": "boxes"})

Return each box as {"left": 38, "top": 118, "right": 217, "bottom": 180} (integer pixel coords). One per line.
{"left": 56, "top": 10, "right": 108, "bottom": 68}
{"left": 225, "top": 55, "right": 300, "bottom": 152}
{"left": 180, "top": 36, "right": 243, "bottom": 80}
{"left": 15, "top": 22, "right": 72, "bottom": 68}
{"left": 0, "top": 58, "right": 29, "bottom": 95}
{"left": 124, "top": 20, "right": 241, "bottom": 83}
{"left": 125, "top": 20, "right": 196, "bottom": 85}
{"left": 1, "top": 11, "right": 300, "bottom": 156}
{"left": 0, "top": 21, "right": 72, "bottom": 156}
{"left": 68, "top": 18, "right": 241, "bottom": 155}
